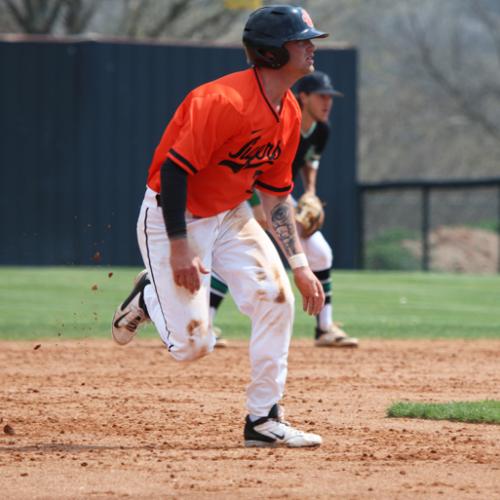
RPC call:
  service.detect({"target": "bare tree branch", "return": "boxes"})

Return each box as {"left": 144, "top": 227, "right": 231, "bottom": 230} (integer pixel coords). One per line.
{"left": 113, "top": 0, "right": 189, "bottom": 39}
{"left": 42, "top": 0, "right": 65, "bottom": 33}
{"left": 4, "top": 0, "right": 28, "bottom": 30}
{"left": 25, "top": 0, "right": 35, "bottom": 25}
{"left": 181, "top": 6, "right": 241, "bottom": 40}
{"left": 409, "top": 12, "right": 500, "bottom": 139}
{"left": 126, "top": 0, "right": 150, "bottom": 38}
{"left": 62, "top": 0, "right": 99, "bottom": 34}
{"left": 147, "top": 0, "right": 189, "bottom": 39}
{"left": 5, "top": 0, "right": 65, "bottom": 33}
{"left": 470, "top": 0, "right": 500, "bottom": 69}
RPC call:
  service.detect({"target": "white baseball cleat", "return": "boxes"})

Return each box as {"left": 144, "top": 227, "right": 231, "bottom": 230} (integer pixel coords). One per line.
{"left": 212, "top": 326, "right": 228, "bottom": 348}
{"left": 244, "top": 404, "right": 322, "bottom": 448}
{"left": 315, "top": 323, "right": 359, "bottom": 348}
{"left": 111, "top": 270, "right": 150, "bottom": 346}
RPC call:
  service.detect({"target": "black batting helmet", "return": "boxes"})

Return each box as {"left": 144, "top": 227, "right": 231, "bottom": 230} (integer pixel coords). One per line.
{"left": 243, "top": 5, "right": 329, "bottom": 69}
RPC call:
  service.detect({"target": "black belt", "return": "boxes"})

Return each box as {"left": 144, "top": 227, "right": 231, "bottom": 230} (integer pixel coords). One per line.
{"left": 155, "top": 194, "right": 201, "bottom": 219}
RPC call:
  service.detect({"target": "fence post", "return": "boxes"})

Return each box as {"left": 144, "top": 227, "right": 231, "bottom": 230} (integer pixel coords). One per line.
{"left": 421, "top": 186, "right": 430, "bottom": 271}
{"left": 498, "top": 185, "right": 500, "bottom": 274}
{"left": 358, "top": 178, "right": 500, "bottom": 273}
{"left": 357, "top": 187, "right": 365, "bottom": 269}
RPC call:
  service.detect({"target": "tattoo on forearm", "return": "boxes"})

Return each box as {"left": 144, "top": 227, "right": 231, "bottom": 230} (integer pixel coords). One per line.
{"left": 270, "top": 202, "right": 299, "bottom": 257}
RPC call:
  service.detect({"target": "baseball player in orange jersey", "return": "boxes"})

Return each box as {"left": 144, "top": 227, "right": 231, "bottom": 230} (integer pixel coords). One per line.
{"left": 112, "top": 5, "right": 329, "bottom": 447}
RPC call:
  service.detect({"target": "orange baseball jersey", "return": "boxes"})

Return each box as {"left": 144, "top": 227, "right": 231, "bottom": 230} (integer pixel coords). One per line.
{"left": 147, "top": 68, "right": 301, "bottom": 217}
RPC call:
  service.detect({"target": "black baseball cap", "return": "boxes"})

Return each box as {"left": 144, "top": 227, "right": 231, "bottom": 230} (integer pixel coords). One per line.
{"left": 296, "top": 71, "right": 343, "bottom": 96}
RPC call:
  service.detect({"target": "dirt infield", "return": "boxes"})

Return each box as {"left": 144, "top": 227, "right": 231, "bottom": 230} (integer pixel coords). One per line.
{"left": 1, "top": 339, "right": 499, "bottom": 499}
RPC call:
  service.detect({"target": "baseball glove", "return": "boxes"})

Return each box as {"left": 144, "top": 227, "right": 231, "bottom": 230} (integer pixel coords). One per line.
{"left": 295, "top": 193, "right": 325, "bottom": 238}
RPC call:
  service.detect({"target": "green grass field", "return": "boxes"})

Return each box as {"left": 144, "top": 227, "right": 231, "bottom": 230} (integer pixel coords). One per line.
{"left": 387, "top": 400, "right": 500, "bottom": 425}
{"left": 0, "top": 267, "right": 499, "bottom": 341}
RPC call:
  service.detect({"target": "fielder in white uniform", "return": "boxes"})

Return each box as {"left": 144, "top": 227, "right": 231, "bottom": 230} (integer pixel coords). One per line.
{"left": 111, "top": 5, "right": 329, "bottom": 448}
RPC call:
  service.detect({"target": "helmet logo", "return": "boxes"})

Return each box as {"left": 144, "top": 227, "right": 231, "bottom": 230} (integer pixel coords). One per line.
{"left": 301, "top": 9, "right": 314, "bottom": 28}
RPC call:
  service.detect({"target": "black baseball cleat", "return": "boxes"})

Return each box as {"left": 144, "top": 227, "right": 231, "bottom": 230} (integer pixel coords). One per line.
{"left": 244, "top": 404, "right": 322, "bottom": 448}
{"left": 111, "top": 270, "right": 150, "bottom": 346}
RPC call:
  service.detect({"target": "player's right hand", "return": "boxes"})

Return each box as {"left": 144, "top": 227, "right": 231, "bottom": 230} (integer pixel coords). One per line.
{"left": 292, "top": 266, "right": 325, "bottom": 315}
{"left": 169, "top": 238, "right": 209, "bottom": 294}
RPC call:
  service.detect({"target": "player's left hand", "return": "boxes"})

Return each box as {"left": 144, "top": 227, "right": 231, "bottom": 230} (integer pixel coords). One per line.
{"left": 292, "top": 266, "right": 325, "bottom": 315}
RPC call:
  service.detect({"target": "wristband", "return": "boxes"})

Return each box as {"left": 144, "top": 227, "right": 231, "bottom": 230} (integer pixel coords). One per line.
{"left": 288, "top": 253, "right": 308, "bottom": 269}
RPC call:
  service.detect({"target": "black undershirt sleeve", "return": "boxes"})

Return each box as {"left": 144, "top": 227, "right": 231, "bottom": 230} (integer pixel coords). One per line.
{"left": 160, "top": 158, "right": 188, "bottom": 239}
{"left": 316, "top": 121, "right": 330, "bottom": 155}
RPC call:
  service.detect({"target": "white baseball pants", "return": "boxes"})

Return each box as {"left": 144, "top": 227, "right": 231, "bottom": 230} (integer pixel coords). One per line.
{"left": 290, "top": 196, "right": 333, "bottom": 271}
{"left": 136, "top": 188, "right": 295, "bottom": 416}
{"left": 300, "top": 230, "right": 333, "bottom": 271}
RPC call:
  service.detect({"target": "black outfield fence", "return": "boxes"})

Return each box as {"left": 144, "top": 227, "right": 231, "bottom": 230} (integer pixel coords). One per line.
{"left": 0, "top": 36, "right": 358, "bottom": 268}
{"left": 358, "top": 178, "right": 500, "bottom": 273}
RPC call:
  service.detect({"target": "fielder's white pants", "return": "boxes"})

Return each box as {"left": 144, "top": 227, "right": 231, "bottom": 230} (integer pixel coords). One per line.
{"left": 300, "top": 230, "right": 333, "bottom": 271}
{"left": 290, "top": 195, "right": 333, "bottom": 271}
{"left": 137, "top": 188, "right": 295, "bottom": 416}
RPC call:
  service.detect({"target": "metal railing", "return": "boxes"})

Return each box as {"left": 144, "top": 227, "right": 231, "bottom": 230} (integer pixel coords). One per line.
{"left": 358, "top": 177, "right": 500, "bottom": 272}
